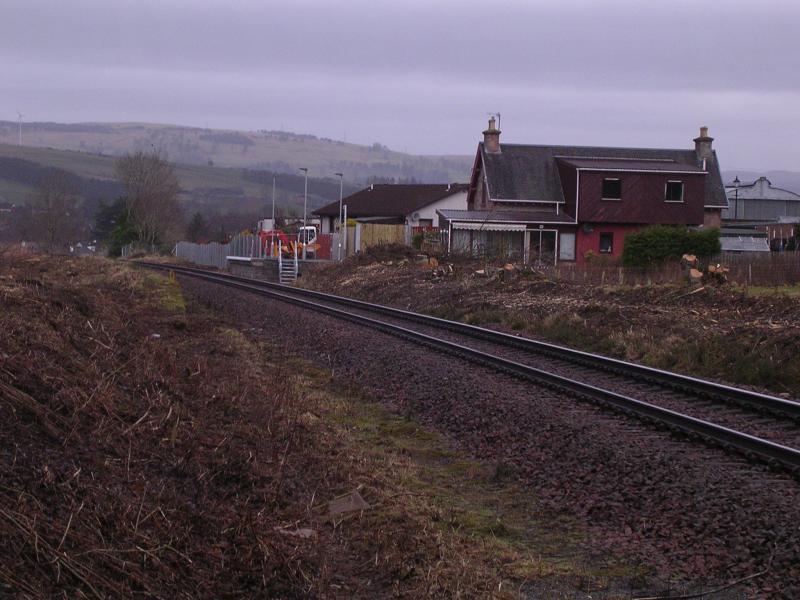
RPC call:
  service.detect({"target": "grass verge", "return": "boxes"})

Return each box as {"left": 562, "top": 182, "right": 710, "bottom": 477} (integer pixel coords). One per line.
{"left": 281, "top": 356, "right": 646, "bottom": 598}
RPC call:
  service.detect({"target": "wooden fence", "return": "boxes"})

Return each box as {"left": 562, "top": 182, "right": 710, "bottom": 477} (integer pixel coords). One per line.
{"left": 541, "top": 252, "right": 800, "bottom": 287}
{"left": 359, "top": 224, "right": 406, "bottom": 252}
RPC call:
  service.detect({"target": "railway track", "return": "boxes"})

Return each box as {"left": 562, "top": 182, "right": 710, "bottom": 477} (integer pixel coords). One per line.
{"left": 137, "top": 261, "right": 800, "bottom": 475}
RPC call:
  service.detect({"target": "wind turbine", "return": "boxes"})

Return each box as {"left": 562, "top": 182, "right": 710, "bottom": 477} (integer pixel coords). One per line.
{"left": 16, "top": 111, "right": 23, "bottom": 146}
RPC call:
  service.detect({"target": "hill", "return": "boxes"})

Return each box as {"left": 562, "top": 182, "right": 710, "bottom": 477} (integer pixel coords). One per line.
{"left": 0, "top": 121, "right": 473, "bottom": 184}
{"left": 0, "top": 143, "right": 360, "bottom": 216}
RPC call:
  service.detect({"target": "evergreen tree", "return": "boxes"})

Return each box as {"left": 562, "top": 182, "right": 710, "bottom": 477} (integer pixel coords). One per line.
{"left": 186, "top": 212, "right": 209, "bottom": 242}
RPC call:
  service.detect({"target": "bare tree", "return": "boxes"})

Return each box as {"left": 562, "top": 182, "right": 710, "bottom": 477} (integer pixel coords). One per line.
{"left": 115, "top": 151, "right": 182, "bottom": 249}
{"left": 30, "top": 168, "right": 82, "bottom": 254}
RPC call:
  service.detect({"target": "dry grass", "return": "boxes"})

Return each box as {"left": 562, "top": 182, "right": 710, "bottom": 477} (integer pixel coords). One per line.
{"left": 285, "top": 359, "right": 643, "bottom": 598}
{"left": 3, "top": 255, "right": 633, "bottom": 598}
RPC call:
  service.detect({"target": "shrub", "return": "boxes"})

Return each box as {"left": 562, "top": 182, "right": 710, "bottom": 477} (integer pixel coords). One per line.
{"left": 622, "top": 226, "right": 720, "bottom": 268}
{"left": 411, "top": 233, "right": 423, "bottom": 250}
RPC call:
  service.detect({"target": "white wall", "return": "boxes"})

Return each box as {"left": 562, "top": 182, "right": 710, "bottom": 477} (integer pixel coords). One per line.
{"left": 320, "top": 215, "right": 335, "bottom": 234}
{"left": 405, "top": 190, "right": 468, "bottom": 227}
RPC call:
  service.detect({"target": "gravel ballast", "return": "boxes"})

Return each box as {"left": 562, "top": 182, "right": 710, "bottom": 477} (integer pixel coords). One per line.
{"left": 181, "top": 275, "right": 800, "bottom": 599}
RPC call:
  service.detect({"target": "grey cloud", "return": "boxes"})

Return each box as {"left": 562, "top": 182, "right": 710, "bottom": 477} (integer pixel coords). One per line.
{"left": 1, "top": 0, "right": 799, "bottom": 169}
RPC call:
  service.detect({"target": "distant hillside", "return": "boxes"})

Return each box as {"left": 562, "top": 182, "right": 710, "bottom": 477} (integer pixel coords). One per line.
{"left": 0, "top": 143, "right": 359, "bottom": 216}
{"left": 0, "top": 121, "right": 473, "bottom": 184}
{"left": 722, "top": 170, "right": 800, "bottom": 193}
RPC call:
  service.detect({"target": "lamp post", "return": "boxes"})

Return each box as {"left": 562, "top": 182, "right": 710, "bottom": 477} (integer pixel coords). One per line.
{"left": 299, "top": 167, "right": 308, "bottom": 229}
{"left": 335, "top": 172, "right": 344, "bottom": 260}
{"left": 299, "top": 167, "right": 308, "bottom": 259}
{"left": 733, "top": 175, "right": 740, "bottom": 220}
{"left": 271, "top": 173, "right": 276, "bottom": 226}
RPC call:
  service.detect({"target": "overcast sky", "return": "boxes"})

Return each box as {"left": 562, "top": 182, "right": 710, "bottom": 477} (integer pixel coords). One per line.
{"left": 2, "top": 0, "right": 799, "bottom": 170}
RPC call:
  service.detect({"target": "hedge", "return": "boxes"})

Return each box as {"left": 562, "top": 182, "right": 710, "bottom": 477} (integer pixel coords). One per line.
{"left": 622, "top": 226, "right": 720, "bottom": 268}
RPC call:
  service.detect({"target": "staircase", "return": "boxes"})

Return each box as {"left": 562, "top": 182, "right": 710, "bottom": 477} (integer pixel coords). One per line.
{"left": 278, "top": 241, "right": 299, "bottom": 284}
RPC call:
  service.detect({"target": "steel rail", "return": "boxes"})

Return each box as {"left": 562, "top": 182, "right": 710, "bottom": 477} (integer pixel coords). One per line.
{"left": 137, "top": 261, "right": 800, "bottom": 420}
{"left": 137, "top": 261, "right": 800, "bottom": 473}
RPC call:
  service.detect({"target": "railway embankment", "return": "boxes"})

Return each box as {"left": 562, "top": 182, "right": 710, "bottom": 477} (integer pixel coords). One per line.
{"left": 0, "top": 255, "right": 554, "bottom": 598}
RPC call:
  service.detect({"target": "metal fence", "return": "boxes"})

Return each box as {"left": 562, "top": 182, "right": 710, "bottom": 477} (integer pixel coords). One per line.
{"left": 174, "top": 240, "right": 232, "bottom": 269}
{"left": 174, "top": 232, "right": 340, "bottom": 269}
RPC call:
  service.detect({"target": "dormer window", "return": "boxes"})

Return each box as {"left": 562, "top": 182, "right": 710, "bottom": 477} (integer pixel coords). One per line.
{"left": 601, "top": 178, "right": 621, "bottom": 200}
{"left": 665, "top": 180, "right": 684, "bottom": 202}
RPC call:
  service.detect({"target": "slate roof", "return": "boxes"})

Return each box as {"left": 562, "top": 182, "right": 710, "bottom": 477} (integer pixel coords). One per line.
{"left": 558, "top": 157, "right": 706, "bottom": 173}
{"left": 315, "top": 183, "right": 468, "bottom": 218}
{"left": 480, "top": 143, "right": 728, "bottom": 208}
{"left": 437, "top": 209, "right": 575, "bottom": 224}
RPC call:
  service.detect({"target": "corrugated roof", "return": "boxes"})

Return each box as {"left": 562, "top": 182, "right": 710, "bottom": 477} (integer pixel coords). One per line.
{"left": 315, "top": 183, "right": 468, "bottom": 218}
{"left": 725, "top": 177, "right": 800, "bottom": 201}
{"left": 720, "top": 237, "right": 770, "bottom": 252}
{"left": 719, "top": 227, "right": 767, "bottom": 237}
{"left": 481, "top": 143, "right": 728, "bottom": 208}
{"left": 438, "top": 208, "right": 575, "bottom": 224}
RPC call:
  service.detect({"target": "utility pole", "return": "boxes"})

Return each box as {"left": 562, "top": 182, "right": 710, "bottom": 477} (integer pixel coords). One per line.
{"left": 17, "top": 111, "right": 23, "bottom": 146}
{"left": 335, "top": 172, "right": 344, "bottom": 260}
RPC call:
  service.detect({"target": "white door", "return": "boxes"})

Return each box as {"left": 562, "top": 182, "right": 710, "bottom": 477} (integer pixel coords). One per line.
{"left": 559, "top": 232, "right": 576, "bottom": 261}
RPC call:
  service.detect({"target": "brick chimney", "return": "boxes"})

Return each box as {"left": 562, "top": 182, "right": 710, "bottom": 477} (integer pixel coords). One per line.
{"left": 483, "top": 117, "right": 501, "bottom": 154}
{"left": 693, "top": 126, "right": 713, "bottom": 161}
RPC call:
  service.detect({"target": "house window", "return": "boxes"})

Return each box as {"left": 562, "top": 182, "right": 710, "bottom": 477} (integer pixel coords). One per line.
{"left": 665, "top": 180, "right": 684, "bottom": 202}
{"left": 599, "top": 232, "right": 613, "bottom": 254}
{"left": 601, "top": 178, "right": 622, "bottom": 200}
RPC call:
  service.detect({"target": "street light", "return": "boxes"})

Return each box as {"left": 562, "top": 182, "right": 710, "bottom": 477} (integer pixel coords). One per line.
{"left": 271, "top": 173, "right": 277, "bottom": 226}
{"left": 334, "top": 172, "right": 344, "bottom": 260}
{"left": 299, "top": 167, "right": 308, "bottom": 259}
{"left": 299, "top": 167, "right": 308, "bottom": 229}
{"left": 733, "top": 175, "right": 740, "bottom": 220}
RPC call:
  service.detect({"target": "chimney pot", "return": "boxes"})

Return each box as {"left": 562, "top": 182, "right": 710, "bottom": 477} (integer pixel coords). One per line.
{"left": 693, "top": 126, "right": 713, "bottom": 161}
{"left": 483, "top": 117, "right": 501, "bottom": 153}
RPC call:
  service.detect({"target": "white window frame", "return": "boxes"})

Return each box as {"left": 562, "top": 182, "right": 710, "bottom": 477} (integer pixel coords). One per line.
{"left": 601, "top": 177, "right": 622, "bottom": 201}
{"left": 665, "top": 180, "right": 684, "bottom": 203}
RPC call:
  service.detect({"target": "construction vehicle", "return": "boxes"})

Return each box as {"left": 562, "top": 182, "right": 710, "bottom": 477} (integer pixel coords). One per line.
{"left": 257, "top": 223, "right": 319, "bottom": 258}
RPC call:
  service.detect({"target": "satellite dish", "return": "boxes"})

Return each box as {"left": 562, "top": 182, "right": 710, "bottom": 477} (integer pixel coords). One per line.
{"left": 412, "top": 212, "right": 421, "bottom": 220}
